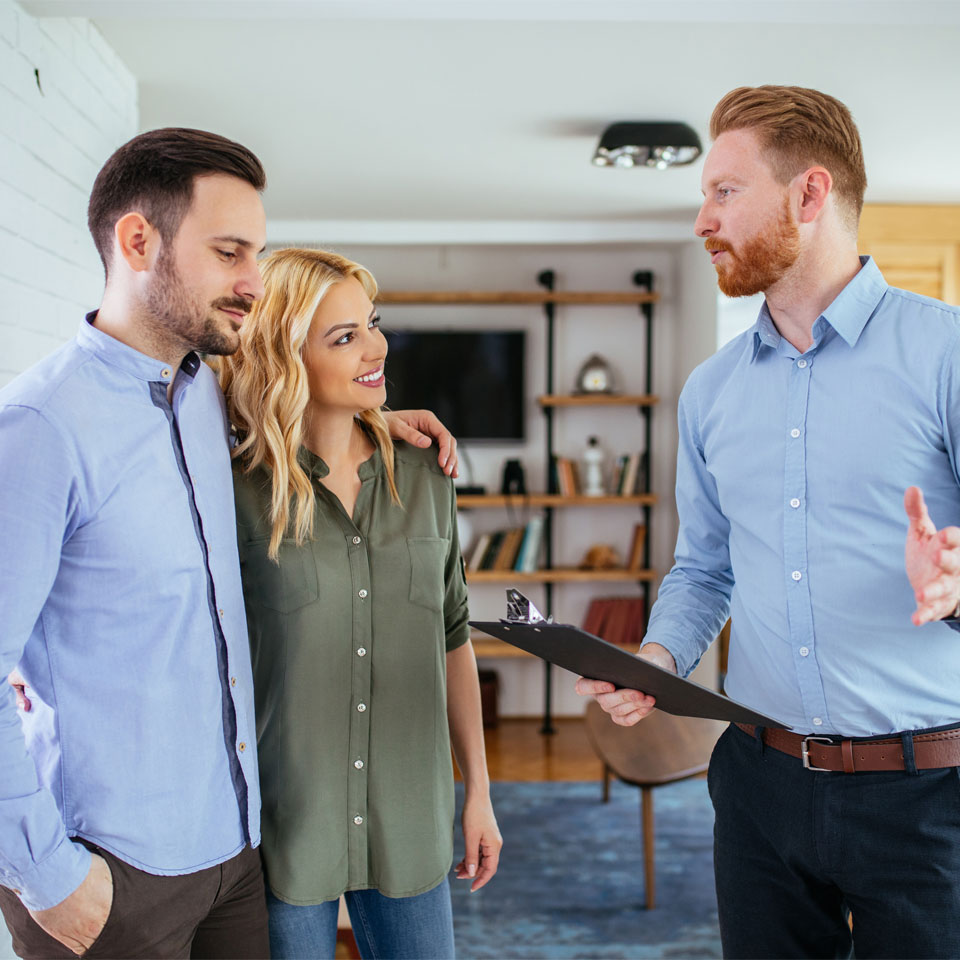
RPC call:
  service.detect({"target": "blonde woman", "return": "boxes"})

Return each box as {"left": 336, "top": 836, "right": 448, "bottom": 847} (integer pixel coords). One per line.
{"left": 217, "top": 248, "right": 501, "bottom": 960}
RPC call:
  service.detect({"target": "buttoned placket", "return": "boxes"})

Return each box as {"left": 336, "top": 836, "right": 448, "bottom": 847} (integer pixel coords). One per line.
{"left": 161, "top": 364, "right": 251, "bottom": 835}
{"left": 172, "top": 361, "right": 251, "bottom": 762}
{"left": 782, "top": 345, "right": 831, "bottom": 730}
{"left": 315, "top": 473, "right": 375, "bottom": 888}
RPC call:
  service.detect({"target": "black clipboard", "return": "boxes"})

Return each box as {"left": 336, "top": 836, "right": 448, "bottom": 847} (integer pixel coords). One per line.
{"left": 470, "top": 618, "right": 785, "bottom": 727}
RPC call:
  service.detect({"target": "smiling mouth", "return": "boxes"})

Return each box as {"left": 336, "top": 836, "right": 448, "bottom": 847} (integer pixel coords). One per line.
{"left": 354, "top": 367, "right": 385, "bottom": 386}
{"left": 220, "top": 307, "right": 247, "bottom": 326}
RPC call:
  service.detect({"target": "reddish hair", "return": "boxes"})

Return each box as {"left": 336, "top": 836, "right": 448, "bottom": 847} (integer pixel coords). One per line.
{"left": 710, "top": 85, "right": 867, "bottom": 231}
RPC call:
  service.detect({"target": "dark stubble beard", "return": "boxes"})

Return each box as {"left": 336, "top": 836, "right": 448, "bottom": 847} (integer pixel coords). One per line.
{"left": 145, "top": 247, "right": 248, "bottom": 356}
{"left": 705, "top": 195, "right": 801, "bottom": 298}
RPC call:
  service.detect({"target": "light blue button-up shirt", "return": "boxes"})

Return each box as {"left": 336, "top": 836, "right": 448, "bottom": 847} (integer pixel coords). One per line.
{"left": 646, "top": 258, "right": 960, "bottom": 737}
{"left": 0, "top": 315, "right": 260, "bottom": 911}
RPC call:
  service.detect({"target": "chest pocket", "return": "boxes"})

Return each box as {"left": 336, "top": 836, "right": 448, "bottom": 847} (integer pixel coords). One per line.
{"left": 244, "top": 538, "right": 319, "bottom": 614}
{"left": 407, "top": 537, "right": 448, "bottom": 612}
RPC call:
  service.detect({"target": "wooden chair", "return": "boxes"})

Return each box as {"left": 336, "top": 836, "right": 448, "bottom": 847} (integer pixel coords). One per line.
{"left": 584, "top": 701, "right": 725, "bottom": 909}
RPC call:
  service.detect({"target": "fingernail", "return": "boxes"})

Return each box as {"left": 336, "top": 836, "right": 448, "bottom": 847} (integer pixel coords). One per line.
{"left": 468, "top": 864, "right": 476, "bottom": 877}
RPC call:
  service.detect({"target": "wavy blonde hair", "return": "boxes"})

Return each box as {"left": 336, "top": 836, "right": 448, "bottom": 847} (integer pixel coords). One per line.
{"left": 218, "top": 247, "right": 400, "bottom": 560}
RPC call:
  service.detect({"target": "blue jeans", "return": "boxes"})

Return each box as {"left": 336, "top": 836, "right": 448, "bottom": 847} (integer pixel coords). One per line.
{"left": 266, "top": 879, "right": 455, "bottom": 960}
{"left": 710, "top": 723, "right": 960, "bottom": 959}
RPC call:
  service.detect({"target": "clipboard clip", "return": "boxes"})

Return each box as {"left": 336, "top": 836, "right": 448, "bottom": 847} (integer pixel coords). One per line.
{"left": 502, "top": 588, "right": 553, "bottom": 625}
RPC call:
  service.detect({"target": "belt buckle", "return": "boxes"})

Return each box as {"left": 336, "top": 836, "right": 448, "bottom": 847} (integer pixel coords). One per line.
{"left": 801, "top": 735, "right": 834, "bottom": 771}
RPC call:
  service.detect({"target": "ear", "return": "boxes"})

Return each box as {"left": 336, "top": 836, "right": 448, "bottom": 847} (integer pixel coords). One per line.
{"left": 113, "top": 212, "right": 161, "bottom": 274}
{"left": 795, "top": 166, "right": 832, "bottom": 224}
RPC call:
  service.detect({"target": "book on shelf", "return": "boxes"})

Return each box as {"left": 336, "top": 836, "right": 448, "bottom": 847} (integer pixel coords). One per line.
{"left": 493, "top": 527, "right": 526, "bottom": 571}
{"left": 551, "top": 455, "right": 582, "bottom": 496}
{"left": 581, "top": 595, "right": 646, "bottom": 646}
{"left": 626, "top": 523, "right": 647, "bottom": 571}
{"left": 467, "top": 532, "right": 492, "bottom": 571}
{"left": 614, "top": 451, "right": 649, "bottom": 496}
{"left": 514, "top": 514, "right": 545, "bottom": 573}
{"left": 468, "top": 525, "right": 537, "bottom": 571}
{"left": 612, "top": 454, "right": 627, "bottom": 494}
{"left": 479, "top": 530, "right": 505, "bottom": 570}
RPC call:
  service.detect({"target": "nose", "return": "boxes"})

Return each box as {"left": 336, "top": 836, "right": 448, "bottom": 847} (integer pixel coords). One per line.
{"left": 364, "top": 324, "right": 388, "bottom": 361}
{"left": 237, "top": 257, "right": 265, "bottom": 304}
{"left": 694, "top": 201, "right": 716, "bottom": 239}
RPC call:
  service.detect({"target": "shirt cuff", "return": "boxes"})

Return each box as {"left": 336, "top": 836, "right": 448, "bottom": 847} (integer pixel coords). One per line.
{"left": 4, "top": 835, "right": 91, "bottom": 912}
{"left": 640, "top": 624, "right": 703, "bottom": 679}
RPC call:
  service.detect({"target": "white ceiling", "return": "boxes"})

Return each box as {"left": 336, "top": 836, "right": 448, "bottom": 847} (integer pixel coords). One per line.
{"left": 24, "top": 0, "right": 960, "bottom": 239}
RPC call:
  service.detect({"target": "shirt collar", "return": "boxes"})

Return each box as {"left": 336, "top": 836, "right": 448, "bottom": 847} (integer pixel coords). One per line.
{"left": 78, "top": 311, "right": 202, "bottom": 384}
{"left": 297, "top": 445, "right": 331, "bottom": 480}
{"left": 749, "top": 256, "right": 888, "bottom": 361}
{"left": 750, "top": 301, "right": 781, "bottom": 360}
{"left": 820, "top": 255, "right": 888, "bottom": 347}
{"left": 297, "top": 428, "right": 383, "bottom": 482}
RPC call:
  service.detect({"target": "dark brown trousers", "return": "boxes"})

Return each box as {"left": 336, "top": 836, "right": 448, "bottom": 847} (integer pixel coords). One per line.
{"left": 0, "top": 842, "right": 269, "bottom": 959}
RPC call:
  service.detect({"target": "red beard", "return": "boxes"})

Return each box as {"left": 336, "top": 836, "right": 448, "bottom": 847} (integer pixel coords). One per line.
{"left": 705, "top": 196, "right": 800, "bottom": 297}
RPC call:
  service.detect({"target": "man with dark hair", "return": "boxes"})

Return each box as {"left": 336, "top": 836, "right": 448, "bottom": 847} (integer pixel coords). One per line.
{"left": 579, "top": 85, "right": 960, "bottom": 959}
{"left": 0, "top": 128, "right": 457, "bottom": 959}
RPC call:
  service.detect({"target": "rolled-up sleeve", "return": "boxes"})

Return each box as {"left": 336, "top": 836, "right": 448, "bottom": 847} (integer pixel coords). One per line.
{"left": 0, "top": 405, "right": 90, "bottom": 909}
{"left": 642, "top": 372, "right": 734, "bottom": 677}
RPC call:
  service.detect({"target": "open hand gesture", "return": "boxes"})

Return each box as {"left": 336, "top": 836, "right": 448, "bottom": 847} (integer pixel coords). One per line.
{"left": 904, "top": 486, "right": 960, "bottom": 625}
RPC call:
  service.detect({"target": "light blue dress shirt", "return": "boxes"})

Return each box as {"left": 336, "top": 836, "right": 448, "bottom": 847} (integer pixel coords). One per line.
{"left": 0, "top": 315, "right": 260, "bottom": 911}
{"left": 645, "top": 258, "right": 960, "bottom": 737}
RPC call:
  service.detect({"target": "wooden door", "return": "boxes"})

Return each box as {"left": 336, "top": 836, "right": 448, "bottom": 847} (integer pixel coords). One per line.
{"left": 858, "top": 205, "right": 960, "bottom": 305}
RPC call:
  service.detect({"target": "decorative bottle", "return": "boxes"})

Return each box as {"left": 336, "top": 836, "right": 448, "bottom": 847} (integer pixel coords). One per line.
{"left": 583, "top": 436, "right": 605, "bottom": 497}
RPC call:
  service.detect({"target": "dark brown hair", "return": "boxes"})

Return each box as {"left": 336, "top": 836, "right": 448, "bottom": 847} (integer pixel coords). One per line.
{"left": 710, "top": 85, "right": 866, "bottom": 231}
{"left": 87, "top": 127, "right": 266, "bottom": 274}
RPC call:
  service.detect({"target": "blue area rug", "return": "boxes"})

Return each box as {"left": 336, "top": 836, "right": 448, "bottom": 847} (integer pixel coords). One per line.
{"left": 450, "top": 779, "right": 721, "bottom": 959}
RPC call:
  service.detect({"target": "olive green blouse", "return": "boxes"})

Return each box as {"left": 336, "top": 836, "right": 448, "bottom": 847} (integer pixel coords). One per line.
{"left": 233, "top": 440, "right": 470, "bottom": 905}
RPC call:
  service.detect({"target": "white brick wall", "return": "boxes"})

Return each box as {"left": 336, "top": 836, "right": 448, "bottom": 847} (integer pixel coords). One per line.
{"left": 0, "top": 0, "right": 137, "bottom": 388}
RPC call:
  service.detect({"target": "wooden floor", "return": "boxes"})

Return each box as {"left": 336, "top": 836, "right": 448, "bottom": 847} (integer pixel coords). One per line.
{"left": 472, "top": 717, "right": 604, "bottom": 782}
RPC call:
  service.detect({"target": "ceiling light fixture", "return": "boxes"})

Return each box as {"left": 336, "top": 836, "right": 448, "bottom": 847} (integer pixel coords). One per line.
{"left": 592, "top": 122, "right": 702, "bottom": 169}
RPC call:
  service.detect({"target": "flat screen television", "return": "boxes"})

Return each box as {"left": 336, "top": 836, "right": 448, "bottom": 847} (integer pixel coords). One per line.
{"left": 383, "top": 329, "right": 525, "bottom": 442}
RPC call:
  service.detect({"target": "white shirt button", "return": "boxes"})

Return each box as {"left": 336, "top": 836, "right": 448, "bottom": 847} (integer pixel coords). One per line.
{"left": 790, "top": 498, "right": 800, "bottom": 509}
{"left": 812, "top": 717, "right": 823, "bottom": 726}
{"left": 353, "top": 815, "right": 363, "bottom": 825}
{"left": 161, "top": 368, "right": 171, "bottom": 379}
{"left": 797, "top": 359, "right": 808, "bottom": 369}
{"left": 792, "top": 570, "right": 802, "bottom": 581}
{"left": 354, "top": 759, "right": 364, "bottom": 769}
{"left": 358, "top": 589, "right": 368, "bottom": 599}
{"left": 352, "top": 536, "right": 362, "bottom": 545}
{"left": 357, "top": 647, "right": 366, "bottom": 657}
{"left": 790, "top": 428, "right": 801, "bottom": 439}
{"left": 799, "top": 646, "right": 809, "bottom": 657}
{"left": 357, "top": 702, "right": 366, "bottom": 712}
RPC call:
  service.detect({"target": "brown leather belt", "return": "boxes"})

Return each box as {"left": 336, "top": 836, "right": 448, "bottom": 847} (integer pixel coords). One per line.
{"left": 735, "top": 723, "right": 960, "bottom": 773}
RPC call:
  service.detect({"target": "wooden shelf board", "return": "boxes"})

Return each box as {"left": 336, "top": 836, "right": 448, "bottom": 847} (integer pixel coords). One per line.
{"left": 456, "top": 493, "right": 656, "bottom": 508}
{"left": 466, "top": 567, "right": 656, "bottom": 584}
{"left": 378, "top": 290, "right": 659, "bottom": 305}
{"left": 538, "top": 393, "right": 659, "bottom": 407}
{"left": 470, "top": 636, "right": 535, "bottom": 659}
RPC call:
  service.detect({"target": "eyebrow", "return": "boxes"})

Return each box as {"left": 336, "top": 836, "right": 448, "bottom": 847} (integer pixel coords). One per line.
{"left": 212, "top": 235, "right": 267, "bottom": 254}
{"left": 323, "top": 307, "right": 378, "bottom": 339}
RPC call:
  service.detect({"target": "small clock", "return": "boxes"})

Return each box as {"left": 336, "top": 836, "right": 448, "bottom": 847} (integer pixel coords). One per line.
{"left": 575, "top": 353, "right": 616, "bottom": 393}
